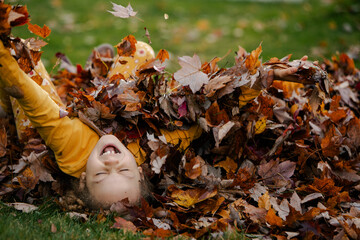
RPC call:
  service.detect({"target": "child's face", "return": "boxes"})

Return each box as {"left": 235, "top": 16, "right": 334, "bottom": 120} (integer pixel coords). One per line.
{"left": 85, "top": 135, "right": 141, "bottom": 207}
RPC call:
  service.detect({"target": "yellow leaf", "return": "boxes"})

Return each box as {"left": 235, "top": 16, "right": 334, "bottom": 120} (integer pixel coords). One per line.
{"left": 254, "top": 116, "right": 267, "bottom": 135}
{"left": 169, "top": 185, "right": 217, "bottom": 208}
{"left": 239, "top": 86, "right": 261, "bottom": 108}
{"left": 258, "top": 191, "right": 270, "bottom": 210}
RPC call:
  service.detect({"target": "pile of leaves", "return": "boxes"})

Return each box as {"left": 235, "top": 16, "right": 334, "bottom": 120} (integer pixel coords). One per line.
{"left": 1, "top": 1, "right": 360, "bottom": 239}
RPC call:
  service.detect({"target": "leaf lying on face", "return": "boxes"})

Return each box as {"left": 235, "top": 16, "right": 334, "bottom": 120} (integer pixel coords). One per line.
{"left": 3, "top": 3, "right": 360, "bottom": 239}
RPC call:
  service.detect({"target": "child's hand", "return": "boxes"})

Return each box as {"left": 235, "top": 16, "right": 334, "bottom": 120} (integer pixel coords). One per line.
{"left": 273, "top": 55, "right": 308, "bottom": 82}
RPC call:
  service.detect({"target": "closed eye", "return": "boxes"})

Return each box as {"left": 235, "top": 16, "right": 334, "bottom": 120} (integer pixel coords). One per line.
{"left": 119, "top": 169, "right": 129, "bottom": 172}
{"left": 95, "top": 172, "right": 107, "bottom": 176}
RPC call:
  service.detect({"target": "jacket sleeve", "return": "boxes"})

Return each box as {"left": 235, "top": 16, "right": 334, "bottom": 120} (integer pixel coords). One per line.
{"left": 0, "top": 41, "right": 99, "bottom": 178}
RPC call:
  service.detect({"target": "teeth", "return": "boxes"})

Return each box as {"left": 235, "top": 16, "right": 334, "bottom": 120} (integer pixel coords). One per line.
{"left": 102, "top": 150, "right": 116, "bottom": 155}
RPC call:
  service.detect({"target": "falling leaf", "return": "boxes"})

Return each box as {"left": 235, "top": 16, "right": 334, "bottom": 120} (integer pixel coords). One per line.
{"left": 173, "top": 54, "right": 209, "bottom": 93}
{"left": 27, "top": 22, "right": 51, "bottom": 38}
{"left": 108, "top": 2, "right": 137, "bottom": 19}
{"left": 156, "top": 49, "right": 169, "bottom": 63}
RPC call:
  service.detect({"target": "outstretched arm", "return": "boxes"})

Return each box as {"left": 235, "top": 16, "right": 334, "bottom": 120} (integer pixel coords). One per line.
{"left": 0, "top": 41, "right": 99, "bottom": 177}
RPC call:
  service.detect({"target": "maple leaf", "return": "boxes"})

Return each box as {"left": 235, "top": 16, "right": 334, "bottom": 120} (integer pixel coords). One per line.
{"left": 27, "top": 22, "right": 51, "bottom": 38}
{"left": 108, "top": 2, "right": 137, "bottom": 19}
{"left": 173, "top": 54, "right": 209, "bottom": 93}
{"left": 245, "top": 44, "right": 262, "bottom": 75}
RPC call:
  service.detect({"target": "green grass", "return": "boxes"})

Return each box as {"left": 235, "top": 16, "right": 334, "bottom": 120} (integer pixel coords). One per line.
{"left": 7, "top": 0, "right": 360, "bottom": 71}
{"left": 0, "top": 200, "right": 145, "bottom": 240}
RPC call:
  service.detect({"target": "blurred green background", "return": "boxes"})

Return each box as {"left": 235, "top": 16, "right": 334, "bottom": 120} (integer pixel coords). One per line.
{"left": 7, "top": 0, "right": 360, "bottom": 71}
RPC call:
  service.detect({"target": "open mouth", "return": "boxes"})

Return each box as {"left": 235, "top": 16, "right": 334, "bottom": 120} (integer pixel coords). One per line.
{"left": 101, "top": 145, "right": 121, "bottom": 156}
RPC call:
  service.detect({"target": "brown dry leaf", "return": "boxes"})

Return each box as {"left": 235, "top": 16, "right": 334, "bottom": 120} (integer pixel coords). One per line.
{"left": 266, "top": 208, "right": 283, "bottom": 227}
{"left": 320, "top": 124, "right": 341, "bottom": 157}
{"left": 297, "top": 177, "right": 342, "bottom": 197}
{"left": 258, "top": 159, "right": 296, "bottom": 186}
{"left": 339, "top": 53, "right": 356, "bottom": 75}
{"left": 347, "top": 117, "right": 360, "bottom": 147}
{"left": 214, "top": 157, "right": 237, "bottom": 174}
{"left": 111, "top": 217, "right": 137, "bottom": 233}
{"left": 116, "top": 35, "right": 137, "bottom": 57}
{"left": 205, "top": 101, "right": 229, "bottom": 127}
{"left": 245, "top": 44, "right": 262, "bottom": 74}
{"left": 27, "top": 22, "right": 51, "bottom": 38}
{"left": 51, "top": 223, "right": 57, "bottom": 233}
{"left": 156, "top": 49, "right": 169, "bottom": 63}
{"left": 0, "top": 2, "right": 11, "bottom": 35}
{"left": 0, "top": 126, "right": 7, "bottom": 157}
{"left": 168, "top": 185, "right": 217, "bottom": 208}
{"left": 204, "top": 75, "right": 233, "bottom": 98}
{"left": 17, "top": 167, "right": 39, "bottom": 190}
{"left": 184, "top": 156, "right": 203, "bottom": 179}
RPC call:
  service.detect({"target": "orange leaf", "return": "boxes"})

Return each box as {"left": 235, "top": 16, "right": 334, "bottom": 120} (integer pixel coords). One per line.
{"left": 320, "top": 124, "right": 341, "bottom": 157}
{"left": 245, "top": 44, "right": 262, "bottom": 75}
{"left": 116, "top": 34, "right": 137, "bottom": 57}
{"left": 266, "top": 208, "right": 283, "bottom": 227}
{"left": 27, "top": 22, "right": 51, "bottom": 38}
{"left": 156, "top": 49, "right": 169, "bottom": 63}
{"left": 214, "top": 157, "right": 237, "bottom": 173}
{"left": 0, "top": 2, "right": 11, "bottom": 35}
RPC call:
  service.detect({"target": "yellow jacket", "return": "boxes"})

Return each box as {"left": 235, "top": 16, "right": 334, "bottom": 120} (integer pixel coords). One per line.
{"left": 0, "top": 41, "right": 100, "bottom": 178}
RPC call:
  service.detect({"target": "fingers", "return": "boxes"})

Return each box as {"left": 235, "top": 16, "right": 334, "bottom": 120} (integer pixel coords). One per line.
{"left": 274, "top": 67, "right": 297, "bottom": 79}
{"left": 300, "top": 55, "right": 308, "bottom": 61}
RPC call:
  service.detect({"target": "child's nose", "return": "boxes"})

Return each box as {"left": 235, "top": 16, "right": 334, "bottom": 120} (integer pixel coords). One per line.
{"left": 104, "top": 157, "right": 119, "bottom": 166}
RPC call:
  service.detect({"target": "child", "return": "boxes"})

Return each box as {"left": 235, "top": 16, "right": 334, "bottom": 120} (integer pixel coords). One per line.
{"left": 0, "top": 39, "right": 304, "bottom": 210}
